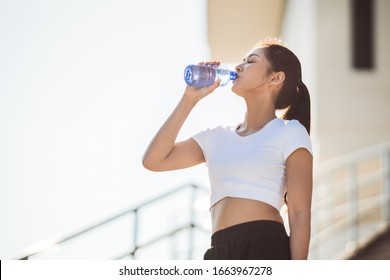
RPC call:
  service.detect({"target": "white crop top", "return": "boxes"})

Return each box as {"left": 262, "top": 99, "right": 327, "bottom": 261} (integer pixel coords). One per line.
{"left": 192, "top": 118, "right": 312, "bottom": 211}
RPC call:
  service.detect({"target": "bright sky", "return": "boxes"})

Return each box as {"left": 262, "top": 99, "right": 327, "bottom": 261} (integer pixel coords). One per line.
{"left": 0, "top": 0, "right": 248, "bottom": 258}
{"left": 3, "top": 0, "right": 377, "bottom": 261}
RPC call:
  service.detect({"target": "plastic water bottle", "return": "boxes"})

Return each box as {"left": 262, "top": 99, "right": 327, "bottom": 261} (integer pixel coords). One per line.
{"left": 184, "top": 64, "right": 237, "bottom": 87}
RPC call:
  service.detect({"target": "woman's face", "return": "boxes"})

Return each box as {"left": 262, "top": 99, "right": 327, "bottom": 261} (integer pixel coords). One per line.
{"left": 232, "top": 47, "right": 273, "bottom": 96}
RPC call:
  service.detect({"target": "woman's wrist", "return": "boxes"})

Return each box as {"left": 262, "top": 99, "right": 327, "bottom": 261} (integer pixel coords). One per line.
{"left": 181, "top": 90, "right": 201, "bottom": 107}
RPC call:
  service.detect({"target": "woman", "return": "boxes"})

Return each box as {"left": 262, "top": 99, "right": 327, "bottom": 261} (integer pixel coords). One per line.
{"left": 142, "top": 38, "right": 313, "bottom": 260}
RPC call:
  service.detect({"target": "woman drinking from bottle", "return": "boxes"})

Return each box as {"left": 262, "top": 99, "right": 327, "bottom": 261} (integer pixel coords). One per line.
{"left": 142, "top": 38, "right": 313, "bottom": 260}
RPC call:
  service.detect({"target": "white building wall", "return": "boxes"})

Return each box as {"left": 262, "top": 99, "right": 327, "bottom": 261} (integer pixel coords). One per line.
{"left": 316, "top": 0, "right": 390, "bottom": 160}
{"left": 283, "top": 0, "right": 390, "bottom": 161}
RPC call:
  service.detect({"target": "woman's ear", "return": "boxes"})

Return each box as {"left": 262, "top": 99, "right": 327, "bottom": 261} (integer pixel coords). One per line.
{"left": 270, "top": 71, "right": 286, "bottom": 85}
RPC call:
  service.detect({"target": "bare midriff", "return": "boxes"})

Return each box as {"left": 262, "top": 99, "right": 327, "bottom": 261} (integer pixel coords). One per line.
{"left": 210, "top": 197, "right": 284, "bottom": 234}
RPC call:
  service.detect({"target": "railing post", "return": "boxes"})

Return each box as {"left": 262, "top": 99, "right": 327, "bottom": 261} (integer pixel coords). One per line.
{"left": 132, "top": 209, "right": 139, "bottom": 259}
{"left": 188, "top": 184, "right": 197, "bottom": 260}
{"left": 347, "top": 164, "right": 359, "bottom": 245}
{"left": 170, "top": 232, "right": 178, "bottom": 259}
{"left": 310, "top": 183, "right": 319, "bottom": 260}
{"left": 383, "top": 148, "right": 390, "bottom": 224}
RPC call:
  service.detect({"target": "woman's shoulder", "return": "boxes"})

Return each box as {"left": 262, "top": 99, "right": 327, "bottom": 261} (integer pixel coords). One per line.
{"left": 274, "top": 118, "right": 309, "bottom": 135}
{"left": 192, "top": 124, "right": 236, "bottom": 147}
{"left": 275, "top": 118, "right": 312, "bottom": 158}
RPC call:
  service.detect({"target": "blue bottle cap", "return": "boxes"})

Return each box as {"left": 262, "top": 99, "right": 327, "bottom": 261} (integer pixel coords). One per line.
{"left": 229, "top": 71, "right": 237, "bottom": 80}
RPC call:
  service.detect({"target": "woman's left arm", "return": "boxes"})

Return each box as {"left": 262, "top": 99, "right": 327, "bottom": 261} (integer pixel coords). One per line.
{"left": 286, "top": 148, "right": 313, "bottom": 260}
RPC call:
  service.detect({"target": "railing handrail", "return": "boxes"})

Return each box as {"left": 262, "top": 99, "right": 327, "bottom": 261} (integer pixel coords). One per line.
{"left": 314, "top": 141, "right": 390, "bottom": 176}
{"left": 8, "top": 183, "right": 208, "bottom": 260}
{"left": 8, "top": 142, "right": 390, "bottom": 260}
{"left": 310, "top": 140, "right": 390, "bottom": 259}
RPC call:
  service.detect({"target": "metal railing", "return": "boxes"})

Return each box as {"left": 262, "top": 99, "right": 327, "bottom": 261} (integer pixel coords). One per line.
{"left": 8, "top": 142, "right": 390, "bottom": 260}
{"left": 9, "top": 183, "right": 208, "bottom": 260}
{"left": 309, "top": 141, "right": 390, "bottom": 259}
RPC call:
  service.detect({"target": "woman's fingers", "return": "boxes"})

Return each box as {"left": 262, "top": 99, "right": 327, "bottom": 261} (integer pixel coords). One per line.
{"left": 198, "top": 61, "right": 221, "bottom": 67}
{"left": 207, "top": 79, "right": 221, "bottom": 91}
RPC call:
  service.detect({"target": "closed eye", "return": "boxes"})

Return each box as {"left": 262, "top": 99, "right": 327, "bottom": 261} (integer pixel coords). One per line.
{"left": 243, "top": 53, "right": 260, "bottom": 63}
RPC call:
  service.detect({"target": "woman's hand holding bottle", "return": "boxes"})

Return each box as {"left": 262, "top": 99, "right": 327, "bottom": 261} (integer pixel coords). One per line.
{"left": 183, "top": 61, "right": 222, "bottom": 103}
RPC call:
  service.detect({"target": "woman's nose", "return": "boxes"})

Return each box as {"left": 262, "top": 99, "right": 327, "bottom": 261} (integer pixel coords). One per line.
{"left": 235, "top": 64, "right": 242, "bottom": 72}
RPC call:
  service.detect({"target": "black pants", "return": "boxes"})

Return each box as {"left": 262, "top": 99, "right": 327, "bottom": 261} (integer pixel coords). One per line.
{"left": 203, "top": 220, "right": 291, "bottom": 260}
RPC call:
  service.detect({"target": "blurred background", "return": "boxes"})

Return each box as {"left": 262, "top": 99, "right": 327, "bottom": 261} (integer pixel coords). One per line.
{"left": 0, "top": 0, "right": 389, "bottom": 260}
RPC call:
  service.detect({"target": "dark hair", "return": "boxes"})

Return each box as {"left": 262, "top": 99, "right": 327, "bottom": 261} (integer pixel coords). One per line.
{"left": 260, "top": 40, "right": 311, "bottom": 135}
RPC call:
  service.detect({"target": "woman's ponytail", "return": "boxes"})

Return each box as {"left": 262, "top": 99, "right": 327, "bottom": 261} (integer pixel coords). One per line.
{"left": 282, "top": 82, "right": 311, "bottom": 135}
{"left": 259, "top": 40, "right": 311, "bottom": 135}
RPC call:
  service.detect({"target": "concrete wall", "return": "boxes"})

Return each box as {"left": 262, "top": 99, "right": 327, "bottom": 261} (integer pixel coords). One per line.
{"left": 316, "top": 0, "right": 390, "bottom": 160}
{"left": 207, "top": 0, "right": 285, "bottom": 63}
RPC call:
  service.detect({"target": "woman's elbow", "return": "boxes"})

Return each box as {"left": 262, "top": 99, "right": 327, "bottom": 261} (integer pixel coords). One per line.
{"left": 289, "top": 210, "right": 311, "bottom": 225}
{"left": 142, "top": 156, "right": 155, "bottom": 171}
{"left": 142, "top": 155, "right": 163, "bottom": 172}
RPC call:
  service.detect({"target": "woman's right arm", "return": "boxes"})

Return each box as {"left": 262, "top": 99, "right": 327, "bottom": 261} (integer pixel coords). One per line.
{"left": 142, "top": 78, "right": 220, "bottom": 172}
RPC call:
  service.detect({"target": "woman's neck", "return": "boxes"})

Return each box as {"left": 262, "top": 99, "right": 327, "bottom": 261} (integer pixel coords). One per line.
{"left": 238, "top": 98, "right": 276, "bottom": 136}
